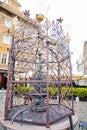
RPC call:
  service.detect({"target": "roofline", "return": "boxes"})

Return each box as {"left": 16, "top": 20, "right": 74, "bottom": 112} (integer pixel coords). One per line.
{"left": 0, "top": 1, "right": 27, "bottom": 20}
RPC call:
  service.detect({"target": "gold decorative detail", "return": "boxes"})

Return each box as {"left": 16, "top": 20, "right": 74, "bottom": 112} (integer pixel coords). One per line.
{"left": 36, "top": 14, "right": 44, "bottom": 22}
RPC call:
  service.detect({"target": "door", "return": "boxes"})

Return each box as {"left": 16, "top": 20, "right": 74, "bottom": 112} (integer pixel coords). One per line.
{"left": 0, "top": 74, "right": 3, "bottom": 89}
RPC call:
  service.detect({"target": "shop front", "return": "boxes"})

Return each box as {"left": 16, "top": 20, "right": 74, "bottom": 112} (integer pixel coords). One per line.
{"left": 0, "top": 69, "right": 7, "bottom": 89}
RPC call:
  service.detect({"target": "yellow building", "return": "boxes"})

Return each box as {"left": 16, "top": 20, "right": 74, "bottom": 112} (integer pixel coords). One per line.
{"left": 0, "top": 0, "right": 28, "bottom": 89}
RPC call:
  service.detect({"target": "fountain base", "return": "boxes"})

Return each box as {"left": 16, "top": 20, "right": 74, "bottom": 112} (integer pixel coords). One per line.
{"left": 0, "top": 111, "right": 78, "bottom": 130}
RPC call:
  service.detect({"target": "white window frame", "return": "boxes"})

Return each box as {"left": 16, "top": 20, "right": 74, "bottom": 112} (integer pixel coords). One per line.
{"left": 1, "top": 53, "right": 8, "bottom": 65}
{"left": 5, "top": 18, "right": 12, "bottom": 28}
{"left": 3, "top": 34, "right": 10, "bottom": 45}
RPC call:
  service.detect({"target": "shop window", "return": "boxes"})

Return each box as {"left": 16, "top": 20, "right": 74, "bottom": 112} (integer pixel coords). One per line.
{"left": 5, "top": 18, "right": 11, "bottom": 28}
{"left": 3, "top": 34, "right": 10, "bottom": 44}
{"left": 1, "top": 54, "right": 7, "bottom": 65}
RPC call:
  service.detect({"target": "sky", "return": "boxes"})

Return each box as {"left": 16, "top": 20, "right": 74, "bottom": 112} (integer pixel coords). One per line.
{"left": 18, "top": 0, "right": 87, "bottom": 72}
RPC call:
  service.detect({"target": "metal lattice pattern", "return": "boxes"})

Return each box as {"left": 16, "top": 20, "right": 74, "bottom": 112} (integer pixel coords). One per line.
{"left": 4, "top": 19, "right": 74, "bottom": 127}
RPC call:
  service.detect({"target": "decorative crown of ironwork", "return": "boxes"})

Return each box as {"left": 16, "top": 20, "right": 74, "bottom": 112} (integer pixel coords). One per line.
{"left": 57, "top": 17, "right": 63, "bottom": 23}
{"left": 23, "top": 10, "right": 30, "bottom": 17}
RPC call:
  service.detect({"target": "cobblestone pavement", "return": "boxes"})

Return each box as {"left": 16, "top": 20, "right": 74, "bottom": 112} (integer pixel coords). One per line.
{"left": 74, "top": 101, "right": 87, "bottom": 122}
{"left": 0, "top": 91, "right": 6, "bottom": 112}
{"left": 74, "top": 101, "right": 87, "bottom": 130}
{"left": 0, "top": 91, "right": 87, "bottom": 130}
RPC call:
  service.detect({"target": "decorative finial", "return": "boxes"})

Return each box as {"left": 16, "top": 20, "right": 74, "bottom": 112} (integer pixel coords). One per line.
{"left": 57, "top": 17, "right": 63, "bottom": 23}
{"left": 23, "top": 10, "right": 30, "bottom": 17}
{"left": 36, "top": 14, "right": 44, "bottom": 22}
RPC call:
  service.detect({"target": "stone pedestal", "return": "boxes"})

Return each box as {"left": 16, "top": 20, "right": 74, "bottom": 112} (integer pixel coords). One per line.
{"left": 0, "top": 112, "right": 78, "bottom": 130}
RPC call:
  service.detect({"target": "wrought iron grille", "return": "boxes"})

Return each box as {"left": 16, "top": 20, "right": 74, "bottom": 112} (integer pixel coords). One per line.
{"left": 4, "top": 18, "right": 74, "bottom": 127}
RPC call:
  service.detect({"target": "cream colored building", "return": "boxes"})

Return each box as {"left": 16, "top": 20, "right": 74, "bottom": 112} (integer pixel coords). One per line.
{"left": 0, "top": 0, "right": 28, "bottom": 89}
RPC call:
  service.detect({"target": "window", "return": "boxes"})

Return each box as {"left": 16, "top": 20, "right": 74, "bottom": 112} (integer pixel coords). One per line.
{"left": 1, "top": 54, "right": 7, "bottom": 65}
{"left": 5, "top": 18, "right": 11, "bottom": 28}
{"left": 3, "top": 34, "right": 10, "bottom": 44}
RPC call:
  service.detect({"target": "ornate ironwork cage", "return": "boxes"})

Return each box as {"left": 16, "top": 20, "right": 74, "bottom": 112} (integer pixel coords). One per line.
{"left": 4, "top": 18, "right": 74, "bottom": 127}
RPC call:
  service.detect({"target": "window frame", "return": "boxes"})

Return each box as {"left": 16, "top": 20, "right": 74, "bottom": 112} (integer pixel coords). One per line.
{"left": 1, "top": 53, "right": 8, "bottom": 65}
{"left": 3, "top": 34, "right": 10, "bottom": 45}
{"left": 5, "top": 18, "right": 12, "bottom": 28}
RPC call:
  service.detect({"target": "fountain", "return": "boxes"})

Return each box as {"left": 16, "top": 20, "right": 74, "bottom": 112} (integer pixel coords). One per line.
{"left": 0, "top": 16, "right": 78, "bottom": 130}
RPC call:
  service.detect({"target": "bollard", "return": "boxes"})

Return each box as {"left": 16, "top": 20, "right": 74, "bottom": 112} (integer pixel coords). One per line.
{"left": 75, "top": 97, "right": 79, "bottom": 103}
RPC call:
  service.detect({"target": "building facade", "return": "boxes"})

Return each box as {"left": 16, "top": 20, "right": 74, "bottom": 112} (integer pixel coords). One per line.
{"left": 0, "top": 0, "right": 28, "bottom": 89}
{"left": 76, "top": 41, "right": 87, "bottom": 85}
{"left": 83, "top": 41, "right": 87, "bottom": 75}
